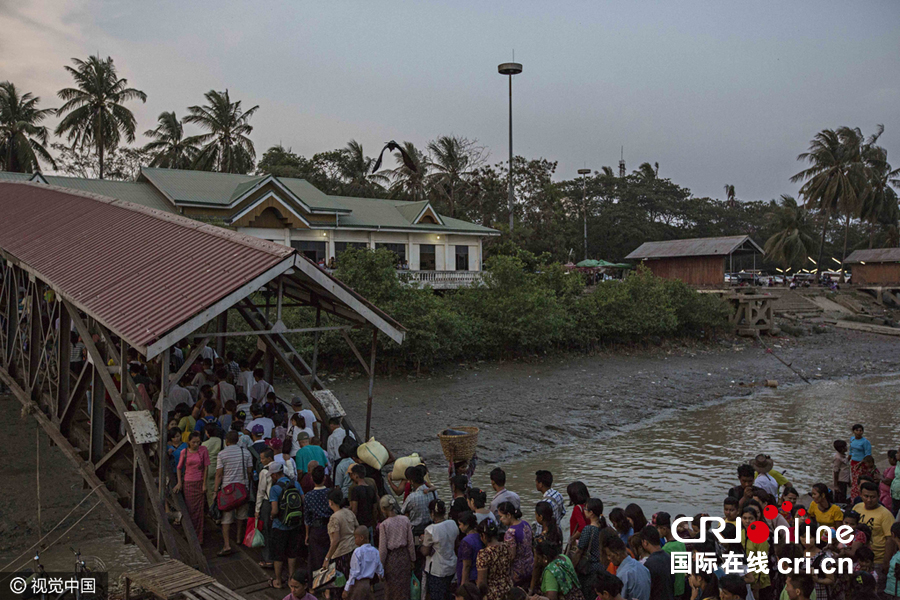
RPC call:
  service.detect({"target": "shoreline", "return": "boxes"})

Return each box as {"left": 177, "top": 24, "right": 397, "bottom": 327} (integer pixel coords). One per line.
{"left": 324, "top": 327, "right": 900, "bottom": 465}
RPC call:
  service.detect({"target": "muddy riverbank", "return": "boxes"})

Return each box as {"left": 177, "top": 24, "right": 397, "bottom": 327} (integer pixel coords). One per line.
{"left": 322, "top": 328, "right": 900, "bottom": 466}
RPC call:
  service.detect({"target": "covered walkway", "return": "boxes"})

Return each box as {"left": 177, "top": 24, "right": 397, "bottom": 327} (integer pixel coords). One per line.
{"left": 0, "top": 181, "right": 404, "bottom": 586}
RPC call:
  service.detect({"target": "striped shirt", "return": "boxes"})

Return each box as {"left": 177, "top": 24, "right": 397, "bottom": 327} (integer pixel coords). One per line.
{"left": 216, "top": 444, "right": 253, "bottom": 487}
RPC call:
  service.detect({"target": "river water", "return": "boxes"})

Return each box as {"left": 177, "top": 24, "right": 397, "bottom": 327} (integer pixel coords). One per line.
{"left": 466, "top": 373, "right": 900, "bottom": 519}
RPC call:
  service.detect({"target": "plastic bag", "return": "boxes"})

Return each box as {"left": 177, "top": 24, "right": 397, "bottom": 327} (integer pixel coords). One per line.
{"left": 250, "top": 527, "right": 265, "bottom": 548}
{"left": 410, "top": 574, "right": 421, "bottom": 600}
{"left": 243, "top": 517, "right": 261, "bottom": 547}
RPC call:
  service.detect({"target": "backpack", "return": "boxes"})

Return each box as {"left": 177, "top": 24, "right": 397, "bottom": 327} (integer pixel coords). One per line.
{"left": 277, "top": 479, "right": 304, "bottom": 528}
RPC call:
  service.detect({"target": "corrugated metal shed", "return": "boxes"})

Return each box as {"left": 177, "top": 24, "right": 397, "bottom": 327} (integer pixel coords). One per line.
{"left": 625, "top": 235, "right": 763, "bottom": 260}
{"left": 0, "top": 181, "right": 295, "bottom": 354}
{"left": 845, "top": 248, "right": 900, "bottom": 264}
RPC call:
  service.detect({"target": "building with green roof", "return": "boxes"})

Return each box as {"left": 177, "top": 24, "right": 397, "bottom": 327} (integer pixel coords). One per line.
{"left": 0, "top": 168, "right": 499, "bottom": 288}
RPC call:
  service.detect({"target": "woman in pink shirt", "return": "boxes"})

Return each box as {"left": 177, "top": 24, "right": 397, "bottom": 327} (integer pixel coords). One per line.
{"left": 176, "top": 431, "right": 211, "bottom": 544}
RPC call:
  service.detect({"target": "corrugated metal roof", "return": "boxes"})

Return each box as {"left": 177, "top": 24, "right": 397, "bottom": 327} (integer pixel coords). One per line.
{"left": 625, "top": 235, "right": 763, "bottom": 260}
{"left": 0, "top": 172, "right": 175, "bottom": 212}
{"left": 0, "top": 181, "right": 294, "bottom": 354}
{"left": 845, "top": 248, "right": 900, "bottom": 264}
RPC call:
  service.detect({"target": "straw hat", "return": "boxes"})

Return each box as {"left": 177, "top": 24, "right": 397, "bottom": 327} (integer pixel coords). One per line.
{"left": 749, "top": 454, "right": 774, "bottom": 474}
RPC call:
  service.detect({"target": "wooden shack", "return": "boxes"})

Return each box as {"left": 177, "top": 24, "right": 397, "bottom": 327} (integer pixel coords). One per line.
{"left": 845, "top": 248, "right": 900, "bottom": 285}
{"left": 625, "top": 235, "right": 764, "bottom": 286}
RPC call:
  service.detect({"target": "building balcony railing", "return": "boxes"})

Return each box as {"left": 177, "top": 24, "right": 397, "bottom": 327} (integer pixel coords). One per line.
{"left": 399, "top": 270, "right": 482, "bottom": 289}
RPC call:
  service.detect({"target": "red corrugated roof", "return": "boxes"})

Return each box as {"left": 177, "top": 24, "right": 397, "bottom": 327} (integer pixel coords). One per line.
{"left": 0, "top": 181, "right": 294, "bottom": 353}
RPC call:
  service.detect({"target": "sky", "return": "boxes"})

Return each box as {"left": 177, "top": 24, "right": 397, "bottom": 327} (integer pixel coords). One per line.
{"left": 1, "top": 0, "right": 898, "bottom": 201}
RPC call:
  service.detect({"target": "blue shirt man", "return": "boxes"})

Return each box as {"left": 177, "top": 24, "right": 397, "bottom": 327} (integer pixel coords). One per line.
{"left": 269, "top": 474, "right": 304, "bottom": 530}
{"left": 609, "top": 539, "right": 651, "bottom": 600}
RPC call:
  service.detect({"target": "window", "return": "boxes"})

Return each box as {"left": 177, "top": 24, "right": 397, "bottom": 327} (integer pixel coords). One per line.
{"left": 419, "top": 244, "right": 436, "bottom": 271}
{"left": 334, "top": 242, "right": 368, "bottom": 257}
{"left": 375, "top": 243, "right": 406, "bottom": 266}
{"left": 291, "top": 241, "right": 327, "bottom": 263}
{"left": 455, "top": 245, "right": 469, "bottom": 271}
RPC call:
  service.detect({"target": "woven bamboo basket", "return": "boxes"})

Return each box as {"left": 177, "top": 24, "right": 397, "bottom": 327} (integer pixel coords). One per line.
{"left": 438, "top": 426, "right": 479, "bottom": 462}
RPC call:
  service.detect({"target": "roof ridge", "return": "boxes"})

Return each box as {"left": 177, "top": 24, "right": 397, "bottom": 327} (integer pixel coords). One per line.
{"left": 1, "top": 180, "right": 294, "bottom": 258}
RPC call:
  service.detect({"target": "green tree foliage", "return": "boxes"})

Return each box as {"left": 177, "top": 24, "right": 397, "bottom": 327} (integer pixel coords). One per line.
{"left": 142, "top": 111, "right": 200, "bottom": 169}
{"left": 764, "top": 195, "right": 817, "bottom": 268}
{"left": 55, "top": 55, "right": 146, "bottom": 179}
{"left": 185, "top": 89, "right": 258, "bottom": 174}
{"left": 0, "top": 81, "right": 56, "bottom": 172}
{"left": 50, "top": 142, "right": 149, "bottom": 181}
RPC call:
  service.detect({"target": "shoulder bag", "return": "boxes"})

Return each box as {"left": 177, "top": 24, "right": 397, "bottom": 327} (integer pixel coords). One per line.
{"left": 217, "top": 447, "right": 250, "bottom": 512}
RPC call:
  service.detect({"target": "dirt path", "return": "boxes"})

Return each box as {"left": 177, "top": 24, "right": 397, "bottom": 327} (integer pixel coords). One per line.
{"left": 327, "top": 328, "right": 900, "bottom": 466}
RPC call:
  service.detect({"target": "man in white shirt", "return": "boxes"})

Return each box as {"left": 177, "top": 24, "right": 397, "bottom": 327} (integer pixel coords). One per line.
{"left": 750, "top": 455, "right": 779, "bottom": 498}
{"left": 212, "top": 368, "right": 236, "bottom": 408}
{"left": 199, "top": 344, "right": 218, "bottom": 363}
{"left": 249, "top": 368, "right": 274, "bottom": 404}
{"left": 489, "top": 468, "right": 521, "bottom": 514}
{"left": 237, "top": 361, "right": 255, "bottom": 397}
{"left": 289, "top": 397, "right": 319, "bottom": 439}
{"left": 246, "top": 405, "right": 275, "bottom": 439}
{"left": 326, "top": 417, "right": 356, "bottom": 469}
{"left": 345, "top": 526, "right": 384, "bottom": 599}
{"left": 164, "top": 374, "right": 192, "bottom": 417}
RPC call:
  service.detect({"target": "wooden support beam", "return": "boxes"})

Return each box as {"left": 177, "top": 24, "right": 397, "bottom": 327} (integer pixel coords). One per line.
{"left": 215, "top": 312, "right": 227, "bottom": 360}
{"left": 340, "top": 330, "right": 371, "bottom": 377}
{"left": 311, "top": 305, "right": 322, "bottom": 380}
{"left": 94, "top": 435, "right": 129, "bottom": 472}
{"left": 28, "top": 286, "right": 41, "bottom": 399}
{"left": 60, "top": 361, "right": 91, "bottom": 435}
{"left": 365, "top": 329, "right": 377, "bottom": 440}
{"left": 190, "top": 325, "right": 353, "bottom": 339}
{"left": 0, "top": 368, "right": 163, "bottom": 563}
{"left": 65, "top": 301, "right": 186, "bottom": 565}
{"left": 89, "top": 361, "right": 106, "bottom": 463}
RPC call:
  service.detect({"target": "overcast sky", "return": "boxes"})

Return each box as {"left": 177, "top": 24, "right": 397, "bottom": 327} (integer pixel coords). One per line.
{"left": 2, "top": 0, "right": 898, "bottom": 201}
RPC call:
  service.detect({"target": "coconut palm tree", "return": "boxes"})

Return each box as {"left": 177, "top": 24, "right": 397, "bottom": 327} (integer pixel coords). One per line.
{"left": 0, "top": 82, "right": 56, "bottom": 173}
{"left": 339, "top": 140, "right": 388, "bottom": 195}
{"left": 764, "top": 195, "right": 817, "bottom": 268}
{"left": 790, "top": 127, "right": 867, "bottom": 273}
{"left": 858, "top": 126, "right": 900, "bottom": 248}
{"left": 185, "top": 90, "right": 258, "bottom": 174}
{"left": 426, "top": 135, "right": 483, "bottom": 218}
{"left": 142, "top": 111, "right": 201, "bottom": 170}
{"left": 55, "top": 55, "right": 146, "bottom": 179}
{"left": 636, "top": 162, "right": 658, "bottom": 180}
{"left": 724, "top": 184, "right": 736, "bottom": 208}
{"left": 388, "top": 141, "right": 428, "bottom": 201}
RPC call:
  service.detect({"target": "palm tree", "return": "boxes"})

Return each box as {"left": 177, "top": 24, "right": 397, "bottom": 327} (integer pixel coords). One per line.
{"left": 636, "top": 162, "right": 657, "bottom": 180}
{"left": 724, "top": 184, "right": 736, "bottom": 208}
{"left": 858, "top": 125, "right": 900, "bottom": 248}
{"left": 388, "top": 141, "right": 429, "bottom": 201}
{"left": 764, "top": 195, "right": 817, "bottom": 268}
{"left": 185, "top": 90, "right": 258, "bottom": 174}
{"left": 142, "top": 111, "right": 201, "bottom": 169}
{"left": 426, "top": 135, "right": 481, "bottom": 217}
{"left": 0, "top": 82, "right": 56, "bottom": 173}
{"left": 55, "top": 55, "right": 146, "bottom": 179}
{"left": 339, "top": 140, "right": 388, "bottom": 195}
{"left": 790, "top": 128, "right": 866, "bottom": 272}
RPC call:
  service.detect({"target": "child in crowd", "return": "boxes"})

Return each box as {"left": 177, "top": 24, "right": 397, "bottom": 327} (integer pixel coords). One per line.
{"left": 855, "top": 546, "right": 877, "bottom": 583}
{"left": 833, "top": 440, "right": 850, "bottom": 503}
{"left": 881, "top": 450, "right": 897, "bottom": 510}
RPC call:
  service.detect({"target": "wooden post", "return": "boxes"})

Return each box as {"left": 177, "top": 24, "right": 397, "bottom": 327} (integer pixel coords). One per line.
{"left": 215, "top": 311, "right": 227, "bottom": 359}
{"left": 28, "top": 285, "right": 41, "bottom": 399}
{"left": 89, "top": 361, "right": 106, "bottom": 464}
{"left": 36, "top": 427, "right": 42, "bottom": 537}
{"left": 157, "top": 348, "right": 169, "bottom": 551}
{"left": 311, "top": 305, "right": 321, "bottom": 380}
{"left": 365, "top": 328, "right": 377, "bottom": 440}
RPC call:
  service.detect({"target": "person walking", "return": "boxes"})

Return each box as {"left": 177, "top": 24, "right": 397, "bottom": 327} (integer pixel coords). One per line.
{"left": 497, "top": 501, "right": 533, "bottom": 588}
{"left": 214, "top": 431, "right": 254, "bottom": 556}
{"left": 377, "top": 496, "right": 415, "bottom": 600}
{"left": 422, "top": 499, "right": 459, "bottom": 600}
{"left": 255, "top": 448, "right": 277, "bottom": 569}
{"left": 455, "top": 511, "right": 483, "bottom": 587}
{"left": 849, "top": 424, "right": 873, "bottom": 500}
{"left": 534, "top": 540, "right": 583, "bottom": 600}
{"left": 345, "top": 526, "right": 383, "bottom": 600}
{"left": 303, "top": 465, "right": 333, "bottom": 575}
{"left": 475, "top": 519, "right": 514, "bottom": 600}
{"left": 175, "top": 431, "right": 210, "bottom": 544}
{"left": 202, "top": 423, "right": 224, "bottom": 512}
{"left": 566, "top": 482, "right": 590, "bottom": 539}
{"left": 488, "top": 468, "right": 520, "bottom": 514}
{"left": 325, "top": 489, "right": 360, "bottom": 580}
{"left": 267, "top": 463, "right": 305, "bottom": 590}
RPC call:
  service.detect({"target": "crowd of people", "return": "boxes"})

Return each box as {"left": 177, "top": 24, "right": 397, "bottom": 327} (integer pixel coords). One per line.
{"left": 147, "top": 344, "right": 900, "bottom": 600}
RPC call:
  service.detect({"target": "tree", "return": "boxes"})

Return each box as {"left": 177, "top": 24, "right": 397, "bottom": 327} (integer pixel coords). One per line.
{"left": 426, "top": 135, "right": 486, "bottom": 218}
{"left": 338, "top": 140, "right": 388, "bottom": 195}
{"left": 51, "top": 142, "right": 149, "bottom": 181}
{"left": 791, "top": 128, "right": 866, "bottom": 273}
{"left": 763, "top": 195, "right": 817, "bottom": 268}
{"left": 388, "top": 141, "right": 429, "bottom": 201}
{"left": 858, "top": 125, "right": 900, "bottom": 248}
{"left": 185, "top": 89, "right": 258, "bottom": 174}
{"left": 0, "top": 82, "right": 56, "bottom": 172}
{"left": 55, "top": 55, "right": 146, "bottom": 179}
{"left": 724, "top": 184, "right": 736, "bottom": 208}
{"left": 142, "top": 111, "right": 200, "bottom": 169}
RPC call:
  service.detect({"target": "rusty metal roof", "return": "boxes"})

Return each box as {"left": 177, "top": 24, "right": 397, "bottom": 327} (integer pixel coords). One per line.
{"left": 845, "top": 248, "right": 900, "bottom": 264}
{"left": 0, "top": 182, "right": 293, "bottom": 354}
{"left": 625, "top": 235, "right": 764, "bottom": 260}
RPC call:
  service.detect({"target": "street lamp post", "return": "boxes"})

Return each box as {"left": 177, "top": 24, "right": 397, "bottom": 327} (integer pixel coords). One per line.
{"left": 498, "top": 61, "right": 522, "bottom": 233}
{"left": 578, "top": 168, "right": 591, "bottom": 260}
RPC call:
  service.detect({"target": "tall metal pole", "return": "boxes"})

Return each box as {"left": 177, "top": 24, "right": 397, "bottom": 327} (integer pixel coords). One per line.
{"left": 499, "top": 62, "right": 522, "bottom": 234}
{"left": 578, "top": 168, "right": 591, "bottom": 261}
{"left": 508, "top": 74, "right": 514, "bottom": 233}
